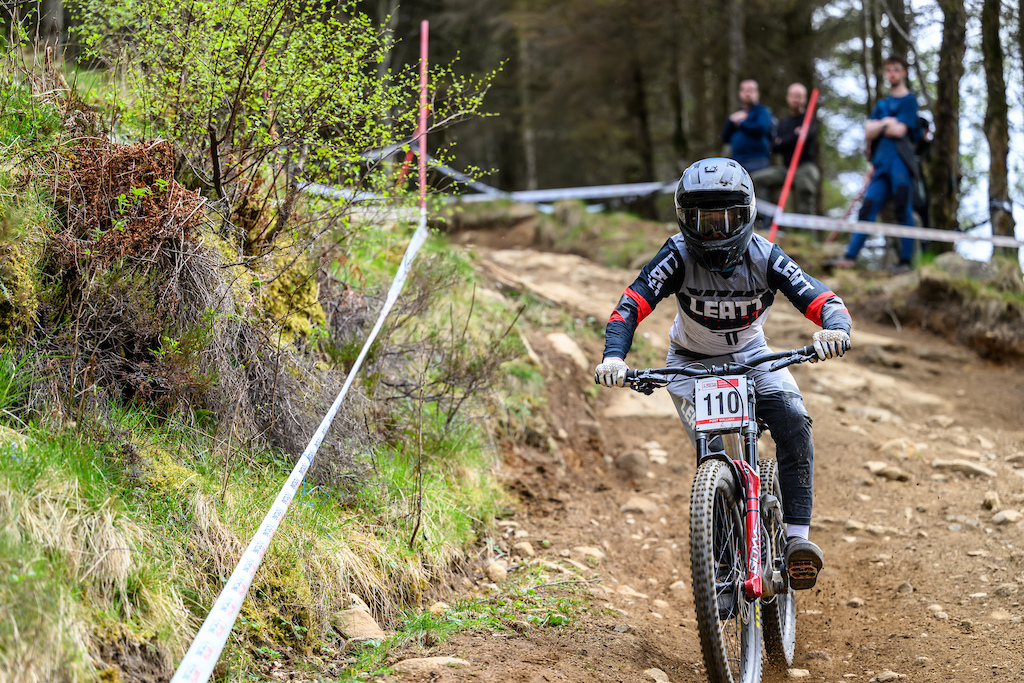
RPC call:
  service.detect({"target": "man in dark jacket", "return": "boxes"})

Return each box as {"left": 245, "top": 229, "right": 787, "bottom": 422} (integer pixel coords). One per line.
{"left": 722, "top": 79, "right": 774, "bottom": 176}
{"left": 752, "top": 83, "right": 820, "bottom": 215}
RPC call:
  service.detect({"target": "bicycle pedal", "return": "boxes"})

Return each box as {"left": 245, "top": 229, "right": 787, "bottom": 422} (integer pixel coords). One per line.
{"left": 787, "top": 560, "right": 819, "bottom": 590}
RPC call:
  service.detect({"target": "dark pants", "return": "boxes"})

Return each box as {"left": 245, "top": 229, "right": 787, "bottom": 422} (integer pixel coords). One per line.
{"left": 846, "top": 159, "right": 915, "bottom": 263}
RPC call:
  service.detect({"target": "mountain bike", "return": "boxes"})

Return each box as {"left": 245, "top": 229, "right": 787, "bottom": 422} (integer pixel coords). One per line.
{"left": 624, "top": 346, "right": 820, "bottom": 683}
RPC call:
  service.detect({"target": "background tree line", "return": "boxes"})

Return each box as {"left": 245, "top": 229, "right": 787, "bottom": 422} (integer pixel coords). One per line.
{"left": 11, "top": 0, "right": 1024, "bottom": 237}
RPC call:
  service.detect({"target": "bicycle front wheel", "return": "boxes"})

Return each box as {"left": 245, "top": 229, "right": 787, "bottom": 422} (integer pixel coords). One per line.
{"left": 690, "top": 459, "right": 762, "bottom": 683}
{"left": 759, "top": 458, "right": 796, "bottom": 667}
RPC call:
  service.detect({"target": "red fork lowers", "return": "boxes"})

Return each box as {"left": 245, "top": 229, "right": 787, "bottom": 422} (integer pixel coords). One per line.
{"left": 738, "top": 460, "right": 763, "bottom": 598}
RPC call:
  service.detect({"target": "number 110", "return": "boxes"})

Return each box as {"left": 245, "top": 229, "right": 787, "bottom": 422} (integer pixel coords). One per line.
{"left": 704, "top": 390, "right": 741, "bottom": 414}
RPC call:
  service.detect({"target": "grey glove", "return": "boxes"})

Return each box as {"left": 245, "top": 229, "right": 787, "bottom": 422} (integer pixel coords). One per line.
{"left": 595, "top": 357, "right": 628, "bottom": 387}
{"left": 812, "top": 330, "right": 851, "bottom": 361}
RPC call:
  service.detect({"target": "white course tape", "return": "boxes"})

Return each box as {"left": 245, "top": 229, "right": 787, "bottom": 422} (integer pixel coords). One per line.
{"left": 170, "top": 215, "right": 430, "bottom": 683}
{"left": 765, "top": 208, "right": 1024, "bottom": 248}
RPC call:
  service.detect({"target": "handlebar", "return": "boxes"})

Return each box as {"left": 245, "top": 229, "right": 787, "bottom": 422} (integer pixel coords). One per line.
{"left": 616, "top": 345, "right": 819, "bottom": 395}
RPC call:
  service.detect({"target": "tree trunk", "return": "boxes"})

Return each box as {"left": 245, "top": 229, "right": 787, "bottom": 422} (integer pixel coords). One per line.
{"left": 869, "top": 0, "right": 884, "bottom": 109}
{"left": 981, "top": 0, "right": 1015, "bottom": 240}
{"left": 517, "top": 30, "right": 538, "bottom": 191}
{"left": 861, "top": 1, "right": 875, "bottom": 115}
{"left": 887, "top": 0, "right": 910, "bottom": 59}
{"left": 668, "top": 0, "right": 688, "bottom": 168}
{"left": 726, "top": 0, "right": 745, "bottom": 109}
{"left": 40, "top": 0, "right": 63, "bottom": 47}
{"left": 926, "top": 0, "right": 966, "bottom": 233}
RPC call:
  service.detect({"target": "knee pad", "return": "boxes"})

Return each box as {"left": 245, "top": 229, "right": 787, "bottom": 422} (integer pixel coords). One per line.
{"left": 857, "top": 198, "right": 876, "bottom": 222}
{"left": 757, "top": 392, "right": 812, "bottom": 445}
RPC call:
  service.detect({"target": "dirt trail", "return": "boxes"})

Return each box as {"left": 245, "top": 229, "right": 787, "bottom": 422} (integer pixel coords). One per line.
{"left": 390, "top": 247, "right": 1024, "bottom": 683}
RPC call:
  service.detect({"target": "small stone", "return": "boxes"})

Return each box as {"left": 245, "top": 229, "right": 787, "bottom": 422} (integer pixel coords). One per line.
{"left": 982, "top": 491, "right": 1001, "bottom": 510}
{"left": 847, "top": 597, "right": 865, "bottom": 608}
{"left": 926, "top": 604, "right": 943, "bottom": 612}
{"left": 644, "top": 668, "right": 670, "bottom": 683}
{"left": 993, "top": 510, "right": 1023, "bottom": 524}
{"left": 994, "top": 583, "right": 1019, "bottom": 597}
{"left": 392, "top": 657, "right": 471, "bottom": 673}
{"left": 1006, "top": 453, "right": 1024, "bottom": 467}
{"left": 616, "top": 585, "right": 649, "bottom": 599}
{"left": 613, "top": 623, "right": 635, "bottom": 634}
{"left": 969, "top": 592, "right": 988, "bottom": 600}
{"left": 876, "top": 671, "right": 901, "bottom": 682}
{"left": 484, "top": 560, "right": 508, "bottom": 583}
{"left": 896, "top": 581, "right": 914, "bottom": 595}
{"left": 428, "top": 601, "right": 449, "bottom": 616}
{"left": 804, "top": 651, "right": 832, "bottom": 662}
{"left": 641, "top": 440, "right": 662, "bottom": 451}
{"left": 620, "top": 496, "right": 660, "bottom": 515}
{"left": 615, "top": 450, "right": 649, "bottom": 478}
{"left": 934, "top": 611, "right": 949, "bottom": 620}
{"left": 332, "top": 608, "right": 385, "bottom": 639}
{"left": 990, "top": 609, "right": 1012, "bottom": 621}
{"left": 914, "top": 656, "right": 930, "bottom": 665}
{"left": 927, "top": 415, "right": 955, "bottom": 428}
{"left": 857, "top": 406, "right": 894, "bottom": 423}
{"left": 572, "top": 546, "right": 606, "bottom": 563}
{"left": 878, "top": 438, "right": 918, "bottom": 459}
{"left": 845, "top": 519, "right": 866, "bottom": 531}
{"left": 786, "top": 669, "right": 811, "bottom": 678}
{"left": 669, "top": 580, "right": 686, "bottom": 593}
{"left": 512, "top": 541, "right": 536, "bottom": 558}
{"left": 930, "top": 459, "right": 997, "bottom": 478}
{"left": 652, "top": 599, "right": 670, "bottom": 611}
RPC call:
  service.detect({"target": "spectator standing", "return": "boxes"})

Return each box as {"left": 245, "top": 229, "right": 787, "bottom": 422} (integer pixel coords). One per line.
{"left": 834, "top": 56, "right": 920, "bottom": 271}
{"left": 722, "top": 80, "right": 775, "bottom": 187}
{"left": 753, "top": 83, "right": 820, "bottom": 215}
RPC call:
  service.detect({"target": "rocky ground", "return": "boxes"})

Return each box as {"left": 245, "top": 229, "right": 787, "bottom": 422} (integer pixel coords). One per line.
{"left": 373, "top": 246, "right": 1024, "bottom": 683}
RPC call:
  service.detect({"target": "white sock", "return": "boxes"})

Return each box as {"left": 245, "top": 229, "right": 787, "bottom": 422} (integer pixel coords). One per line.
{"left": 787, "top": 524, "right": 809, "bottom": 540}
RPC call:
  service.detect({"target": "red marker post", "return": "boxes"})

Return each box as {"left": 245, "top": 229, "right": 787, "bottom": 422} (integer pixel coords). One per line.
{"left": 768, "top": 88, "right": 819, "bottom": 243}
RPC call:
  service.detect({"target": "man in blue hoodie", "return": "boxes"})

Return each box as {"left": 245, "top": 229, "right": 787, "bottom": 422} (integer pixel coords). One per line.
{"left": 833, "top": 56, "right": 920, "bottom": 272}
{"left": 722, "top": 79, "right": 774, "bottom": 181}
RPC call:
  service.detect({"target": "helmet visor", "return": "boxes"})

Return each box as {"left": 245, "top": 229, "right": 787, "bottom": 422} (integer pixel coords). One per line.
{"left": 678, "top": 204, "right": 753, "bottom": 241}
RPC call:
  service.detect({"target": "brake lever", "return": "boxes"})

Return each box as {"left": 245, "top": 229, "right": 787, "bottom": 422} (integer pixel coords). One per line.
{"left": 768, "top": 352, "right": 816, "bottom": 372}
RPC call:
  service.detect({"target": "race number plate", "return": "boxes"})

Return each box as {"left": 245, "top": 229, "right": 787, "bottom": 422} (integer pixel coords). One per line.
{"left": 694, "top": 376, "right": 748, "bottom": 432}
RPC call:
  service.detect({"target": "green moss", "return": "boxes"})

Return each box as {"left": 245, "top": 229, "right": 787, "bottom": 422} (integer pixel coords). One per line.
{"left": 0, "top": 241, "right": 41, "bottom": 342}
{"left": 136, "top": 443, "right": 201, "bottom": 494}
{"left": 261, "top": 246, "right": 326, "bottom": 342}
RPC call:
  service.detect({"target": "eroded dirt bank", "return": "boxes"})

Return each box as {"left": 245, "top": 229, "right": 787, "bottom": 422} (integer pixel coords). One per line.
{"left": 386, "top": 247, "right": 1024, "bottom": 683}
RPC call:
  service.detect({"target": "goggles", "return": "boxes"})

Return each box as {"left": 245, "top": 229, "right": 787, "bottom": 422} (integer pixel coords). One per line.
{"left": 677, "top": 204, "right": 753, "bottom": 240}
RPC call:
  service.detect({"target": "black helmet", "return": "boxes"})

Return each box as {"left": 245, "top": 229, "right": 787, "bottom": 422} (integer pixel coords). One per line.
{"left": 674, "top": 158, "right": 756, "bottom": 272}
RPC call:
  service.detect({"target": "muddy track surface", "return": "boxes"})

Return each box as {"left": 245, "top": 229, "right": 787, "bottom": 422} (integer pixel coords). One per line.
{"left": 389, "top": 248, "right": 1024, "bottom": 683}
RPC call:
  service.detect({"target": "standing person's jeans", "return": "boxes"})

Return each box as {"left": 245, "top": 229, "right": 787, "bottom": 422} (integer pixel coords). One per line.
{"left": 845, "top": 159, "right": 915, "bottom": 263}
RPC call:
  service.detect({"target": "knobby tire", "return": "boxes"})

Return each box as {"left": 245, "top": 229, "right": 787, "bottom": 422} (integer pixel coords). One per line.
{"left": 690, "top": 459, "right": 762, "bottom": 683}
{"left": 759, "top": 458, "right": 797, "bottom": 667}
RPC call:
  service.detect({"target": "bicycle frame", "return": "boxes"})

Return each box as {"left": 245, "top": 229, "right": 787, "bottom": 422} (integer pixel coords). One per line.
{"left": 622, "top": 344, "right": 817, "bottom": 602}
{"left": 693, "top": 379, "right": 766, "bottom": 599}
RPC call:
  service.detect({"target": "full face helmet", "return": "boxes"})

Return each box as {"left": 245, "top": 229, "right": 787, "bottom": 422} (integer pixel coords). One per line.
{"left": 674, "top": 158, "right": 756, "bottom": 273}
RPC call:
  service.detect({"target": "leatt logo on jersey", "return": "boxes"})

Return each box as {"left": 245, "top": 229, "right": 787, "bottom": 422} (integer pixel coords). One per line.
{"left": 688, "top": 294, "right": 768, "bottom": 321}
{"left": 771, "top": 256, "right": 813, "bottom": 296}
{"left": 645, "top": 253, "right": 680, "bottom": 296}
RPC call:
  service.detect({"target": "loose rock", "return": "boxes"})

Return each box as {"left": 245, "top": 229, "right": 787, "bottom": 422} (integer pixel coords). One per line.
{"left": 983, "top": 490, "right": 1001, "bottom": 510}
{"left": 669, "top": 580, "right": 686, "bottom": 593}
{"left": 993, "top": 509, "right": 1023, "bottom": 524}
{"left": 392, "top": 657, "right": 471, "bottom": 673}
{"left": 484, "top": 560, "right": 508, "bottom": 583}
{"left": 332, "top": 608, "right": 385, "bottom": 639}
{"left": 572, "top": 546, "right": 606, "bottom": 563}
{"left": 644, "top": 668, "right": 670, "bottom": 683}
{"left": 786, "top": 669, "right": 810, "bottom": 678}
{"left": 876, "top": 671, "right": 901, "bottom": 682}
{"left": 994, "top": 583, "right": 1019, "bottom": 597}
{"left": 512, "top": 541, "right": 536, "bottom": 558}
{"left": 847, "top": 597, "right": 865, "bottom": 608}
{"left": 927, "top": 415, "right": 955, "bottom": 428}
{"left": 428, "top": 601, "right": 449, "bottom": 616}
{"left": 615, "top": 450, "right": 649, "bottom": 478}
{"left": 896, "top": 581, "right": 913, "bottom": 595}
{"left": 930, "top": 459, "right": 997, "bottom": 478}
{"left": 620, "top": 496, "right": 660, "bottom": 515}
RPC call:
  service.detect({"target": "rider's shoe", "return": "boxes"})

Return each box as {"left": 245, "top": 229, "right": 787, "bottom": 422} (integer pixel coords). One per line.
{"left": 785, "top": 537, "right": 824, "bottom": 590}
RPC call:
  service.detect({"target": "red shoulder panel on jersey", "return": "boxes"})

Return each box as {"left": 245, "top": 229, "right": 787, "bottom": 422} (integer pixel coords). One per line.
{"left": 623, "top": 288, "right": 653, "bottom": 322}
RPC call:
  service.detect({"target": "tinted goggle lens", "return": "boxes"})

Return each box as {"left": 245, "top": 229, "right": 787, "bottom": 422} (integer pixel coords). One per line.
{"left": 679, "top": 205, "right": 751, "bottom": 239}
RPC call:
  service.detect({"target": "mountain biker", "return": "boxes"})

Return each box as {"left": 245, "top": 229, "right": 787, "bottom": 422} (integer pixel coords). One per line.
{"left": 594, "top": 157, "right": 852, "bottom": 590}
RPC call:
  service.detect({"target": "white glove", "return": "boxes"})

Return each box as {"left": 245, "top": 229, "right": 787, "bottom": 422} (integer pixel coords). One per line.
{"left": 812, "top": 330, "right": 851, "bottom": 361}
{"left": 595, "top": 358, "right": 629, "bottom": 387}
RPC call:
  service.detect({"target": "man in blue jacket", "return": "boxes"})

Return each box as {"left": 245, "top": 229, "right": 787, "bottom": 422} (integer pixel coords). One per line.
{"left": 722, "top": 79, "right": 774, "bottom": 183}
{"left": 834, "top": 56, "right": 920, "bottom": 272}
